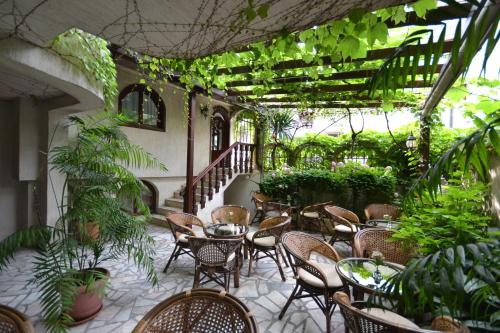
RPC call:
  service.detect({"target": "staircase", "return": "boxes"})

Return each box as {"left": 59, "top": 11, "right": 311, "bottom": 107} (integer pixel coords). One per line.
{"left": 151, "top": 142, "right": 255, "bottom": 225}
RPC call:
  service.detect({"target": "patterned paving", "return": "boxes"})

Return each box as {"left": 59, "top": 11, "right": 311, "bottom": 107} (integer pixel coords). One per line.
{"left": 0, "top": 225, "right": 351, "bottom": 333}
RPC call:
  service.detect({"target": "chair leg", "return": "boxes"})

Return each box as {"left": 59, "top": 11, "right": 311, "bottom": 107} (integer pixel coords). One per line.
{"left": 279, "top": 284, "right": 299, "bottom": 319}
{"left": 274, "top": 247, "right": 286, "bottom": 281}
{"left": 193, "top": 267, "right": 200, "bottom": 288}
{"left": 247, "top": 248, "right": 254, "bottom": 277}
{"left": 325, "top": 309, "right": 332, "bottom": 333}
{"left": 329, "top": 234, "right": 337, "bottom": 246}
{"left": 163, "top": 244, "right": 179, "bottom": 273}
{"left": 278, "top": 245, "right": 289, "bottom": 268}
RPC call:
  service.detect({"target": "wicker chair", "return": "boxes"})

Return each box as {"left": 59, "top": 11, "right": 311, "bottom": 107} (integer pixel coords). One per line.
{"left": 163, "top": 213, "right": 205, "bottom": 273}
{"left": 324, "top": 205, "right": 361, "bottom": 254}
{"left": 299, "top": 201, "right": 333, "bottom": 239}
{"left": 0, "top": 305, "right": 34, "bottom": 333}
{"left": 262, "top": 201, "right": 293, "bottom": 219}
{"left": 245, "top": 216, "right": 291, "bottom": 281}
{"left": 188, "top": 237, "right": 242, "bottom": 291}
{"left": 251, "top": 192, "right": 272, "bottom": 224}
{"left": 353, "top": 229, "right": 414, "bottom": 266}
{"left": 333, "top": 292, "right": 469, "bottom": 333}
{"left": 280, "top": 231, "right": 345, "bottom": 333}
{"left": 212, "top": 205, "right": 250, "bottom": 227}
{"left": 132, "top": 288, "right": 258, "bottom": 333}
{"left": 364, "top": 203, "right": 400, "bottom": 221}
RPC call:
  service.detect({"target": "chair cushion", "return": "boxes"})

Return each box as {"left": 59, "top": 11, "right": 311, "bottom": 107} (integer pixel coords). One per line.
{"left": 246, "top": 231, "right": 276, "bottom": 247}
{"left": 177, "top": 232, "right": 204, "bottom": 243}
{"left": 334, "top": 224, "right": 359, "bottom": 233}
{"left": 360, "top": 308, "right": 420, "bottom": 330}
{"left": 303, "top": 211, "right": 320, "bottom": 218}
{"left": 298, "top": 261, "right": 342, "bottom": 288}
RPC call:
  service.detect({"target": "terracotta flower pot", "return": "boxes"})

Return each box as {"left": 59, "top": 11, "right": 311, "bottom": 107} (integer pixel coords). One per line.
{"left": 67, "top": 267, "right": 109, "bottom": 325}
{"left": 74, "top": 222, "right": 100, "bottom": 242}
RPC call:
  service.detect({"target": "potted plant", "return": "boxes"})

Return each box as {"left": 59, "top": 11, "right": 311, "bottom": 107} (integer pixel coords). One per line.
{"left": 0, "top": 113, "right": 167, "bottom": 332}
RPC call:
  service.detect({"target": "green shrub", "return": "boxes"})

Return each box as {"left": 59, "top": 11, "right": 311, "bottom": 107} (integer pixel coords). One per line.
{"left": 259, "top": 163, "right": 396, "bottom": 220}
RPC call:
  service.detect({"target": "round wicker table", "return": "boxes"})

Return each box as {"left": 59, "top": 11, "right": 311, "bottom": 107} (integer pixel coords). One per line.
{"left": 335, "top": 258, "right": 403, "bottom": 300}
{"left": 362, "top": 219, "right": 401, "bottom": 230}
{"left": 204, "top": 223, "right": 249, "bottom": 239}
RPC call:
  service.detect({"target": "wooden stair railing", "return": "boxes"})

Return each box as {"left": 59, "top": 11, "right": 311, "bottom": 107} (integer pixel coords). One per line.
{"left": 183, "top": 142, "right": 255, "bottom": 214}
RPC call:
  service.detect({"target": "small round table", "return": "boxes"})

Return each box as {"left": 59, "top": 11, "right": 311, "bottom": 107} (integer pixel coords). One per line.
{"left": 204, "top": 223, "right": 249, "bottom": 239}
{"left": 362, "top": 219, "right": 401, "bottom": 230}
{"left": 335, "top": 258, "right": 403, "bottom": 299}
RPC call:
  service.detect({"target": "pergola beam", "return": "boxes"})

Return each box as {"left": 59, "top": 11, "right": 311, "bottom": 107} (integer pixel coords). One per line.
{"left": 226, "top": 64, "right": 444, "bottom": 87}
{"left": 228, "top": 80, "right": 432, "bottom": 96}
{"left": 218, "top": 41, "right": 453, "bottom": 75}
{"left": 264, "top": 101, "right": 413, "bottom": 109}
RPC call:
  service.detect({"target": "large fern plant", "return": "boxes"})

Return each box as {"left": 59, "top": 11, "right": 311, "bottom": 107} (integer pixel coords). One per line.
{"left": 0, "top": 113, "right": 167, "bottom": 332}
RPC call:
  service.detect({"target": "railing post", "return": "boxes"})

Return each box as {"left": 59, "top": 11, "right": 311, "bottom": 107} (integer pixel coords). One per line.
{"left": 208, "top": 170, "right": 213, "bottom": 200}
{"left": 222, "top": 157, "right": 227, "bottom": 185}
{"left": 183, "top": 90, "right": 196, "bottom": 213}
{"left": 250, "top": 145, "right": 254, "bottom": 173}
{"left": 228, "top": 149, "right": 233, "bottom": 179}
{"left": 233, "top": 144, "right": 239, "bottom": 174}
{"left": 215, "top": 164, "right": 220, "bottom": 193}
{"left": 244, "top": 145, "right": 249, "bottom": 173}
{"left": 192, "top": 183, "right": 198, "bottom": 214}
{"left": 200, "top": 176, "right": 205, "bottom": 209}
{"left": 239, "top": 143, "right": 244, "bottom": 173}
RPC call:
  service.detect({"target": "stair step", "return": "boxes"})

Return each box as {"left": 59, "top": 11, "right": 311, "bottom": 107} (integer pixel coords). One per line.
{"left": 148, "top": 213, "right": 168, "bottom": 227}
{"left": 157, "top": 205, "right": 183, "bottom": 216}
{"left": 165, "top": 197, "right": 184, "bottom": 209}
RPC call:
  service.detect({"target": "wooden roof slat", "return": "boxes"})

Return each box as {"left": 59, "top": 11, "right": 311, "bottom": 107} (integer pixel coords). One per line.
{"left": 264, "top": 101, "right": 413, "bottom": 109}
{"left": 218, "top": 41, "right": 452, "bottom": 75}
{"left": 226, "top": 64, "right": 443, "bottom": 87}
{"left": 228, "top": 80, "right": 432, "bottom": 96}
{"left": 249, "top": 95, "right": 383, "bottom": 103}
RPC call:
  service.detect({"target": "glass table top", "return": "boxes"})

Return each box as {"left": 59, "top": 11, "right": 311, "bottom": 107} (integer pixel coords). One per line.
{"left": 204, "top": 223, "right": 249, "bottom": 238}
{"left": 336, "top": 258, "right": 403, "bottom": 293}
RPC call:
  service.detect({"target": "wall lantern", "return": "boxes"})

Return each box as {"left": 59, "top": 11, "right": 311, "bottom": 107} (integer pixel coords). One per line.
{"left": 406, "top": 132, "right": 417, "bottom": 149}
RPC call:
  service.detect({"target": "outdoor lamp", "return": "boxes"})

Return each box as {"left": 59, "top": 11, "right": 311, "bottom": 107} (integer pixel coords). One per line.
{"left": 406, "top": 132, "right": 417, "bottom": 149}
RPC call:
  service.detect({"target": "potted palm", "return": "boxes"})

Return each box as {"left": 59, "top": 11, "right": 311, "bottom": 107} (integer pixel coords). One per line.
{"left": 0, "top": 113, "right": 167, "bottom": 332}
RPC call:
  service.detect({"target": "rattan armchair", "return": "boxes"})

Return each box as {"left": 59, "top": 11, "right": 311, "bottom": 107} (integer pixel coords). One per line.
{"left": 353, "top": 229, "right": 414, "bottom": 266}
{"left": 280, "top": 231, "right": 345, "bottom": 333}
{"left": 212, "top": 205, "right": 250, "bottom": 227}
{"left": 324, "top": 205, "right": 361, "bottom": 254}
{"left": 364, "top": 203, "right": 400, "bottom": 221}
{"left": 0, "top": 305, "right": 34, "bottom": 333}
{"left": 251, "top": 192, "right": 272, "bottom": 224}
{"left": 299, "top": 201, "right": 333, "bottom": 239}
{"left": 163, "top": 212, "right": 205, "bottom": 273}
{"left": 262, "top": 201, "right": 293, "bottom": 219}
{"left": 245, "top": 216, "right": 291, "bottom": 281}
{"left": 333, "top": 292, "right": 469, "bottom": 333}
{"left": 188, "top": 236, "right": 242, "bottom": 291}
{"left": 132, "top": 288, "right": 258, "bottom": 333}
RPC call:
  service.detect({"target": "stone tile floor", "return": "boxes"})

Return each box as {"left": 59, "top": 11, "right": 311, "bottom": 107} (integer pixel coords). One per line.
{"left": 0, "top": 225, "right": 351, "bottom": 333}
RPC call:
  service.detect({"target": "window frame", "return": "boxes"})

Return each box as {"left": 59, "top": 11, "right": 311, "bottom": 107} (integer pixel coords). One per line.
{"left": 118, "top": 84, "right": 166, "bottom": 131}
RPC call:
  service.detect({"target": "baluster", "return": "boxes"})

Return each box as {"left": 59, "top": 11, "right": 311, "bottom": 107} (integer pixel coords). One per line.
{"left": 222, "top": 158, "right": 226, "bottom": 185}
{"left": 228, "top": 150, "right": 233, "bottom": 179}
{"left": 233, "top": 145, "right": 239, "bottom": 174}
{"left": 200, "top": 176, "right": 205, "bottom": 209}
{"left": 215, "top": 164, "right": 220, "bottom": 193}
{"left": 244, "top": 145, "right": 249, "bottom": 173}
{"left": 192, "top": 183, "right": 198, "bottom": 214}
{"left": 239, "top": 144, "right": 244, "bottom": 173}
{"left": 208, "top": 170, "right": 213, "bottom": 200}
{"left": 250, "top": 145, "right": 254, "bottom": 172}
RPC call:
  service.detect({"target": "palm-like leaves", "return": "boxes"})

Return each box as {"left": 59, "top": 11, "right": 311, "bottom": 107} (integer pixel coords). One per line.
{"left": 0, "top": 113, "right": 166, "bottom": 332}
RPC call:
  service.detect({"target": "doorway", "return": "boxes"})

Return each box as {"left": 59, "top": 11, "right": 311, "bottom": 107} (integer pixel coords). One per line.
{"left": 210, "top": 107, "right": 230, "bottom": 162}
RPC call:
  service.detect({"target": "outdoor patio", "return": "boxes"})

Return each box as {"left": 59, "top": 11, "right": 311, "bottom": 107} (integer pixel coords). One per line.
{"left": 0, "top": 225, "right": 350, "bottom": 333}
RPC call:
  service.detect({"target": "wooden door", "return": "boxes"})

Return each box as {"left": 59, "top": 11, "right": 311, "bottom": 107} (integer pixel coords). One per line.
{"left": 210, "top": 110, "right": 229, "bottom": 162}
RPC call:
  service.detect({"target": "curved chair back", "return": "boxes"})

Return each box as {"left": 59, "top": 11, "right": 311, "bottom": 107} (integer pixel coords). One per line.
{"left": 353, "top": 229, "right": 414, "bottom": 266}
{"left": 364, "top": 203, "right": 399, "bottom": 221}
{"left": 0, "top": 305, "right": 35, "bottom": 333}
{"left": 324, "top": 205, "right": 360, "bottom": 231}
{"left": 251, "top": 192, "right": 272, "bottom": 210}
{"left": 211, "top": 205, "right": 250, "bottom": 226}
{"left": 188, "top": 237, "right": 242, "bottom": 266}
{"left": 253, "top": 216, "right": 291, "bottom": 243}
{"left": 281, "top": 231, "right": 341, "bottom": 283}
{"left": 166, "top": 212, "right": 204, "bottom": 241}
{"left": 333, "top": 292, "right": 423, "bottom": 333}
{"left": 132, "top": 288, "right": 258, "bottom": 333}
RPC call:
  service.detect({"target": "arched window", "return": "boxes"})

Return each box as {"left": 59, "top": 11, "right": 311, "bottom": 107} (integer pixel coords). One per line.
{"left": 118, "top": 84, "right": 165, "bottom": 131}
